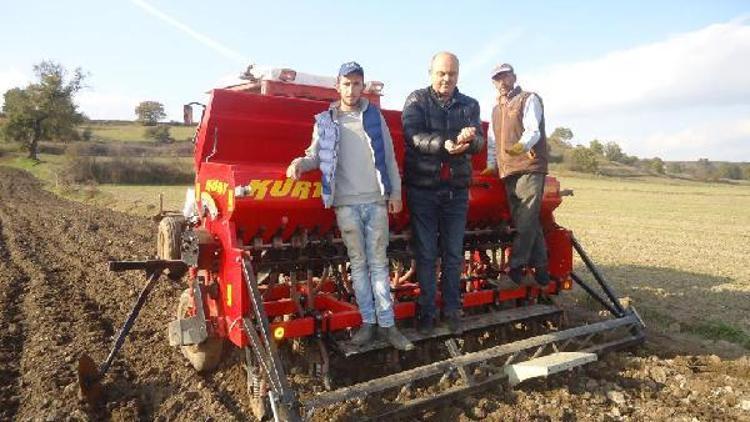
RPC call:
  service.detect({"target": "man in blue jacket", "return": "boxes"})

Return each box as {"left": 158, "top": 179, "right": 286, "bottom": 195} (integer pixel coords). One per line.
{"left": 286, "top": 62, "right": 413, "bottom": 351}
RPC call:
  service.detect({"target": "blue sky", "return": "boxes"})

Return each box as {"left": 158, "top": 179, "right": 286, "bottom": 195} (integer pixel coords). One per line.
{"left": 2, "top": 1, "right": 749, "bottom": 161}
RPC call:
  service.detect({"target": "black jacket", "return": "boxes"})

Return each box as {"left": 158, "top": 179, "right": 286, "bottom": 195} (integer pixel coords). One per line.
{"left": 401, "top": 87, "right": 484, "bottom": 189}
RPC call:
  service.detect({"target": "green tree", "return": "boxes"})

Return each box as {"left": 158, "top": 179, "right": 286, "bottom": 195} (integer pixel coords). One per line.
{"left": 135, "top": 101, "right": 166, "bottom": 126}
{"left": 650, "top": 157, "right": 665, "bottom": 174}
{"left": 603, "top": 142, "right": 624, "bottom": 162}
{"left": 565, "top": 146, "right": 599, "bottom": 173}
{"left": 589, "top": 139, "right": 603, "bottom": 155}
{"left": 81, "top": 126, "right": 93, "bottom": 142}
{"left": 621, "top": 155, "right": 639, "bottom": 166}
{"left": 145, "top": 124, "right": 171, "bottom": 143}
{"left": 1, "top": 61, "right": 86, "bottom": 160}
{"left": 693, "top": 158, "right": 716, "bottom": 181}
{"left": 666, "top": 162, "right": 683, "bottom": 174}
{"left": 717, "top": 163, "right": 743, "bottom": 180}
{"left": 549, "top": 127, "right": 574, "bottom": 144}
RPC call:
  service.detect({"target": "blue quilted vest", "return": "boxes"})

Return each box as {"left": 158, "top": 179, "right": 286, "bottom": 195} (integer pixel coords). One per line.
{"left": 314, "top": 102, "right": 392, "bottom": 208}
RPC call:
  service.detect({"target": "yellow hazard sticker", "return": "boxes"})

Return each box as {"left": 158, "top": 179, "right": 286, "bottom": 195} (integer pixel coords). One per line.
{"left": 226, "top": 284, "right": 233, "bottom": 306}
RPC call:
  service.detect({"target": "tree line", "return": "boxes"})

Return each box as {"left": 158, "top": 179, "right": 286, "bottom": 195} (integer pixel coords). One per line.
{"left": 1, "top": 61, "right": 177, "bottom": 160}
{"left": 2, "top": 61, "right": 748, "bottom": 182}
{"left": 546, "top": 127, "right": 750, "bottom": 181}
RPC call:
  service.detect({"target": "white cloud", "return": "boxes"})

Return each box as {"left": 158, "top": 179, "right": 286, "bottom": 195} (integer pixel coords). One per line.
{"left": 526, "top": 18, "right": 750, "bottom": 117}
{"left": 519, "top": 18, "right": 750, "bottom": 161}
{"left": 641, "top": 117, "right": 750, "bottom": 161}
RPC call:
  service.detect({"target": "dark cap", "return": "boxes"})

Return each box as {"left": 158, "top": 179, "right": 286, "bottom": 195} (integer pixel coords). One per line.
{"left": 338, "top": 61, "right": 364, "bottom": 77}
{"left": 491, "top": 63, "right": 514, "bottom": 79}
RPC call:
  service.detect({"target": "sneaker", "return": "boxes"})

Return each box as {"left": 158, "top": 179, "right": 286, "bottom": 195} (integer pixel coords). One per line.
{"left": 445, "top": 313, "right": 463, "bottom": 335}
{"left": 351, "top": 323, "right": 375, "bottom": 346}
{"left": 382, "top": 326, "right": 414, "bottom": 351}
{"left": 416, "top": 317, "right": 434, "bottom": 336}
{"left": 508, "top": 267, "right": 523, "bottom": 285}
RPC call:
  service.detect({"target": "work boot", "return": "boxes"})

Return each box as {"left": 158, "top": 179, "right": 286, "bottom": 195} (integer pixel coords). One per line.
{"left": 494, "top": 275, "right": 520, "bottom": 290}
{"left": 351, "top": 323, "right": 375, "bottom": 346}
{"left": 532, "top": 268, "right": 552, "bottom": 302}
{"left": 382, "top": 326, "right": 414, "bottom": 351}
{"left": 445, "top": 312, "right": 463, "bottom": 336}
{"left": 416, "top": 316, "right": 434, "bottom": 336}
{"left": 534, "top": 267, "right": 551, "bottom": 286}
{"left": 508, "top": 267, "right": 523, "bottom": 285}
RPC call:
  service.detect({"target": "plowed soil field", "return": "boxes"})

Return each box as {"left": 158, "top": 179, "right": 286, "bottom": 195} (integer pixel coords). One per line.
{"left": 1, "top": 167, "right": 748, "bottom": 421}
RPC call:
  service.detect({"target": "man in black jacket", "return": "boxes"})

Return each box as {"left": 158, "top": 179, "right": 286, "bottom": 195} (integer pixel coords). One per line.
{"left": 402, "top": 52, "right": 485, "bottom": 335}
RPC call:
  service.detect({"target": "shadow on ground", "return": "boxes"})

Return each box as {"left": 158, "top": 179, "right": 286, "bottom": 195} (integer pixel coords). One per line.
{"left": 568, "top": 263, "right": 749, "bottom": 359}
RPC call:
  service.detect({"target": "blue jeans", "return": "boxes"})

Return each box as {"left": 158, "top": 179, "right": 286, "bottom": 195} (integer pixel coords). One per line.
{"left": 407, "top": 186, "right": 469, "bottom": 321}
{"left": 334, "top": 201, "right": 394, "bottom": 327}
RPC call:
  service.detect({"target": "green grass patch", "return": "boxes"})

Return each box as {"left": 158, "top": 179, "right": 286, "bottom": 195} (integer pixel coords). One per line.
{"left": 685, "top": 321, "right": 750, "bottom": 349}
{"left": 1, "top": 152, "right": 189, "bottom": 216}
{"left": 7, "top": 155, "right": 66, "bottom": 183}
{"left": 87, "top": 123, "right": 196, "bottom": 143}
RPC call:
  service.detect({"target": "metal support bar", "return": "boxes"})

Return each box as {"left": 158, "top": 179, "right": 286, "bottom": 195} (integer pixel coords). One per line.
{"left": 570, "top": 236, "right": 626, "bottom": 315}
{"left": 361, "top": 332, "right": 644, "bottom": 421}
{"left": 570, "top": 272, "right": 622, "bottom": 317}
{"left": 108, "top": 259, "right": 187, "bottom": 276}
{"left": 304, "top": 313, "right": 640, "bottom": 410}
{"left": 100, "top": 270, "right": 160, "bottom": 378}
{"left": 242, "top": 317, "right": 282, "bottom": 394}
{"left": 445, "top": 339, "right": 474, "bottom": 386}
{"left": 336, "top": 305, "right": 561, "bottom": 357}
{"left": 242, "top": 257, "right": 300, "bottom": 421}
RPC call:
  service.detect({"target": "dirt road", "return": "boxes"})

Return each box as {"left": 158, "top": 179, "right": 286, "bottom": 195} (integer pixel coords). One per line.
{"left": 0, "top": 167, "right": 748, "bottom": 421}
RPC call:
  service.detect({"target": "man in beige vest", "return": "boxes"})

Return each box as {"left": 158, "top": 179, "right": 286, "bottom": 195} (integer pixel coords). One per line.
{"left": 484, "top": 63, "right": 550, "bottom": 286}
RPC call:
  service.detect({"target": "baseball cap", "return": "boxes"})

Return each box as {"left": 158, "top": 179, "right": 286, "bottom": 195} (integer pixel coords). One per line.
{"left": 338, "top": 61, "right": 364, "bottom": 77}
{"left": 491, "top": 63, "right": 515, "bottom": 79}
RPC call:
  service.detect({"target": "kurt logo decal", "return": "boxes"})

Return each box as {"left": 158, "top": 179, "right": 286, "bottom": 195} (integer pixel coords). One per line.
{"left": 249, "top": 179, "right": 322, "bottom": 201}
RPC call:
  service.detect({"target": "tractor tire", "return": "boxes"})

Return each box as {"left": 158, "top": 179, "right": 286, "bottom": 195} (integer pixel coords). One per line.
{"left": 177, "top": 289, "right": 223, "bottom": 372}
{"left": 157, "top": 216, "right": 186, "bottom": 280}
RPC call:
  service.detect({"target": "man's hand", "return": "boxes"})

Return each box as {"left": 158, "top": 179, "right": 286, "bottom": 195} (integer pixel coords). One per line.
{"left": 505, "top": 142, "right": 526, "bottom": 157}
{"left": 445, "top": 140, "right": 470, "bottom": 155}
{"left": 388, "top": 199, "right": 403, "bottom": 214}
{"left": 480, "top": 166, "right": 498, "bottom": 177}
{"left": 286, "top": 159, "right": 302, "bottom": 180}
{"left": 456, "top": 127, "right": 477, "bottom": 145}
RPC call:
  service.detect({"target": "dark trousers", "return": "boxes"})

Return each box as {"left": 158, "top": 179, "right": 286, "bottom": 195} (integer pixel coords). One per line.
{"left": 407, "top": 186, "right": 469, "bottom": 321}
{"left": 504, "top": 172, "right": 548, "bottom": 270}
